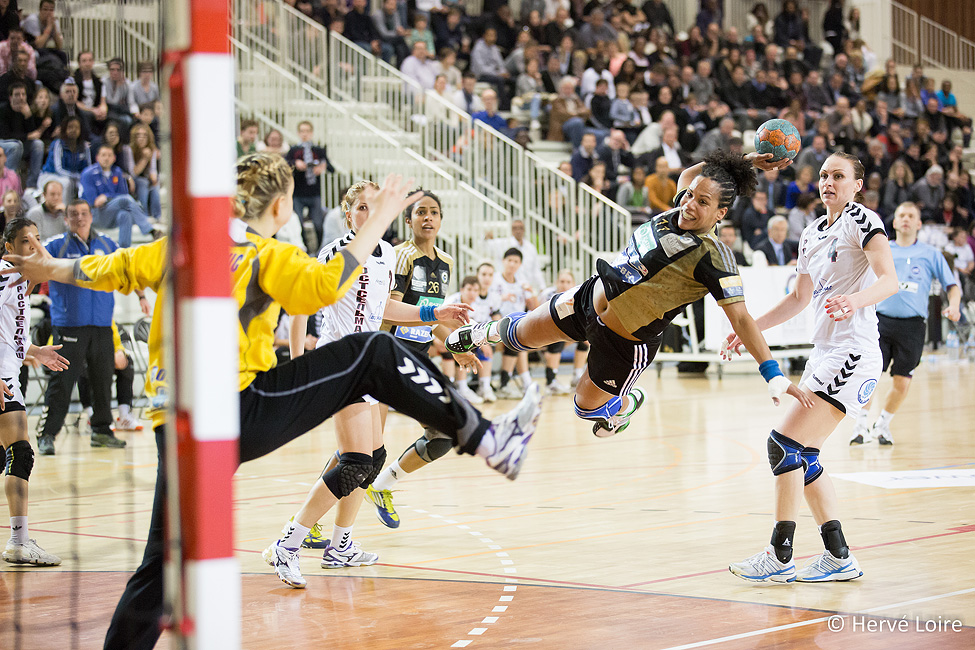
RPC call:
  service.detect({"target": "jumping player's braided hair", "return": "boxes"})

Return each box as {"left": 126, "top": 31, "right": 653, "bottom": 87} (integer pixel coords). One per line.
{"left": 700, "top": 150, "right": 759, "bottom": 209}
{"left": 233, "top": 153, "right": 292, "bottom": 221}
{"left": 3, "top": 217, "right": 37, "bottom": 245}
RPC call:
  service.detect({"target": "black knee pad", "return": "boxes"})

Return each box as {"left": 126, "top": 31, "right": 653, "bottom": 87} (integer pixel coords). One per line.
{"left": 322, "top": 452, "right": 372, "bottom": 498}
{"left": 5, "top": 440, "right": 34, "bottom": 481}
{"left": 361, "top": 446, "right": 387, "bottom": 488}
{"left": 413, "top": 428, "right": 453, "bottom": 463}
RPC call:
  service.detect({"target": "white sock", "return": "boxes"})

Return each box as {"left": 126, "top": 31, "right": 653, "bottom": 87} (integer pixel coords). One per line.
{"left": 10, "top": 516, "right": 27, "bottom": 545}
{"left": 856, "top": 409, "right": 869, "bottom": 427}
{"left": 476, "top": 428, "right": 497, "bottom": 459}
{"left": 479, "top": 374, "right": 491, "bottom": 389}
{"left": 371, "top": 459, "right": 403, "bottom": 491}
{"left": 573, "top": 367, "right": 584, "bottom": 380}
{"left": 119, "top": 404, "right": 131, "bottom": 418}
{"left": 518, "top": 372, "right": 532, "bottom": 387}
{"left": 877, "top": 410, "right": 894, "bottom": 427}
{"left": 486, "top": 321, "right": 502, "bottom": 344}
{"left": 332, "top": 524, "right": 353, "bottom": 551}
{"left": 278, "top": 520, "right": 310, "bottom": 550}
{"left": 84, "top": 406, "right": 93, "bottom": 419}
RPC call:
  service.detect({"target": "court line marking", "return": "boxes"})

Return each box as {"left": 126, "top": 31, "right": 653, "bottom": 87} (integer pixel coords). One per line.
{"left": 656, "top": 587, "right": 975, "bottom": 650}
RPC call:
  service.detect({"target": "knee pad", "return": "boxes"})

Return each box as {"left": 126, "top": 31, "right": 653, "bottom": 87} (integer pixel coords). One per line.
{"left": 573, "top": 395, "right": 623, "bottom": 422}
{"left": 321, "top": 452, "right": 373, "bottom": 498}
{"left": 767, "top": 430, "right": 804, "bottom": 476}
{"left": 498, "top": 312, "right": 533, "bottom": 352}
{"left": 5, "top": 440, "right": 34, "bottom": 481}
{"left": 413, "top": 429, "right": 453, "bottom": 463}
{"left": 361, "top": 446, "right": 387, "bottom": 488}
{"left": 801, "top": 447, "right": 823, "bottom": 485}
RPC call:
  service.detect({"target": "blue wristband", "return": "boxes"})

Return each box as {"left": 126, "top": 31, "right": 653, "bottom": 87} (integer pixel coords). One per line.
{"left": 420, "top": 305, "right": 437, "bottom": 322}
{"left": 759, "top": 359, "right": 784, "bottom": 382}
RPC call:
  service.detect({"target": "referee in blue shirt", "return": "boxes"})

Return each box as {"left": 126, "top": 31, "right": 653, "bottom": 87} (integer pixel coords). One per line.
{"left": 851, "top": 202, "right": 961, "bottom": 445}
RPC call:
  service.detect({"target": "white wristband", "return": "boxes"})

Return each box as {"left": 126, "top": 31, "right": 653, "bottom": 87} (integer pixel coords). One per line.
{"left": 768, "top": 375, "right": 791, "bottom": 402}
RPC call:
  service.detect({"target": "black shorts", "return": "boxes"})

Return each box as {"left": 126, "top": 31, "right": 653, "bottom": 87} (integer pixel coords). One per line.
{"left": 548, "top": 275, "right": 659, "bottom": 396}
{"left": 878, "top": 314, "right": 926, "bottom": 377}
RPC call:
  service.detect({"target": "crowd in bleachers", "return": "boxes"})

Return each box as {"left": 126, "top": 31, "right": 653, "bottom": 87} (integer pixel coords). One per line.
{"left": 0, "top": 0, "right": 164, "bottom": 245}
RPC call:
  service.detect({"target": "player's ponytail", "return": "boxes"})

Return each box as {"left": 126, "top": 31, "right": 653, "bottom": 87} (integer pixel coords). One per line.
{"left": 233, "top": 153, "right": 292, "bottom": 222}
{"left": 701, "top": 150, "right": 758, "bottom": 209}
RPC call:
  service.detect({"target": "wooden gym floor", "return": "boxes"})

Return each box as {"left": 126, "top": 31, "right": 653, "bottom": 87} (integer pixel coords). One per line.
{"left": 2, "top": 358, "right": 974, "bottom": 649}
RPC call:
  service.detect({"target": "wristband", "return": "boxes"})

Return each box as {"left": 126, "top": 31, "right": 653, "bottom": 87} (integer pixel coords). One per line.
{"left": 420, "top": 305, "right": 437, "bottom": 322}
{"left": 759, "top": 359, "right": 784, "bottom": 382}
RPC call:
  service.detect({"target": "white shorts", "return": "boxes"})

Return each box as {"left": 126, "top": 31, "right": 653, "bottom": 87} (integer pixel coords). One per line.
{"left": 0, "top": 374, "right": 26, "bottom": 413}
{"left": 800, "top": 346, "right": 882, "bottom": 418}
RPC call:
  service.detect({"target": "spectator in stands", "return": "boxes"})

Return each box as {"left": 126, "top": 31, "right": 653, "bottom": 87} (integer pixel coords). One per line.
{"left": 436, "top": 8, "right": 467, "bottom": 57}
{"left": 902, "top": 79, "right": 924, "bottom": 120}
{"left": 73, "top": 51, "right": 108, "bottom": 128}
{"left": 754, "top": 215, "right": 798, "bottom": 266}
{"left": 344, "top": 0, "right": 381, "bottom": 56}
{"left": 432, "top": 48, "right": 461, "bottom": 91}
{"left": 472, "top": 88, "right": 507, "bottom": 131}
{"left": 101, "top": 57, "right": 131, "bottom": 129}
{"left": 615, "top": 164, "right": 650, "bottom": 222}
{"left": 595, "top": 128, "right": 633, "bottom": 196}
{"left": 549, "top": 76, "right": 590, "bottom": 146}
{"left": 263, "top": 128, "right": 286, "bottom": 155}
{"left": 21, "top": 0, "right": 62, "bottom": 51}
{"left": 643, "top": 123, "right": 692, "bottom": 179}
{"left": 0, "top": 81, "right": 45, "bottom": 187}
{"left": 0, "top": 187, "right": 21, "bottom": 225}
{"left": 693, "top": 115, "right": 734, "bottom": 160}
{"left": 787, "top": 192, "right": 819, "bottom": 240}
{"left": 938, "top": 193, "right": 968, "bottom": 229}
{"left": 741, "top": 189, "right": 771, "bottom": 249}
{"left": 0, "top": 27, "right": 36, "bottom": 78}
{"left": 877, "top": 75, "right": 906, "bottom": 120}
{"left": 128, "top": 60, "right": 161, "bottom": 121}
{"left": 644, "top": 0, "right": 675, "bottom": 35}
{"left": 284, "top": 120, "right": 333, "bottom": 252}
{"left": 899, "top": 140, "right": 926, "bottom": 180}
{"left": 373, "top": 0, "right": 409, "bottom": 65}
{"left": 645, "top": 155, "right": 677, "bottom": 215}
{"left": 471, "top": 27, "right": 510, "bottom": 109}
{"left": 863, "top": 138, "right": 891, "bottom": 181}
{"left": 129, "top": 123, "right": 161, "bottom": 220}
{"left": 882, "top": 159, "right": 914, "bottom": 218}
{"left": 587, "top": 78, "right": 612, "bottom": 130}
{"left": 488, "top": 218, "right": 544, "bottom": 291}
{"left": 26, "top": 178, "right": 66, "bottom": 240}
{"left": 912, "top": 164, "right": 945, "bottom": 222}
{"left": 795, "top": 133, "right": 830, "bottom": 173}
{"left": 515, "top": 56, "right": 543, "bottom": 128}
{"left": 400, "top": 40, "right": 438, "bottom": 90}
{"left": 236, "top": 119, "right": 259, "bottom": 157}
{"left": 79, "top": 144, "right": 158, "bottom": 247}
{"left": 756, "top": 167, "right": 786, "bottom": 213}
{"left": 36, "top": 199, "right": 125, "bottom": 456}
{"left": 718, "top": 221, "right": 749, "bottom": 266}
{"left": 53, "top": 78, "right": 92, "bottom": 140}
{"left": 0, "top": 146, "right": 18, "bottom": 196}
{"left": 0, "top": 0, "right": 17, "bottom": 41}
{"left": 408, "top": 14, "right": 436, "bottom": 54}
{"left": 570, "top": 131, "right": 598, "bottom": 181}
{"left": 38, "top": 115, "right": 89, "bottom": 199}
{"left": 581, "top": 160, "right": 609, "bottom": 197}
{"left": 577, "top": 9, "right": 616, "bottom": 51}
{"left": 0, "top": 46, "right": 34, "bottom": 103}
{"left": 785, "top": 165, "right": 816, "bottom": 210}
{"left": 452, "top": 71, "right": 484, "bottom": 114}
{"left": 541, "top": 52, "right": 563, "bottom": 94}
{"left": 937, "top": 80, "right": 972, "bottom": 147}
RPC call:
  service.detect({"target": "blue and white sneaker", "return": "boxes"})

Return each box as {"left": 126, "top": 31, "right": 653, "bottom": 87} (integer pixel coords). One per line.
{"left": 592, "top": 387, "right": 646, "bottom": 438}
{"left": 729, "top": 545, "right": 797, "bottom": 583}
{"left": 796, "top": 550, "right": 863, "bottom": 582}
{"left": 261, "top": 540, "right": 306, "bottom": 589}
{"left": 365, "top": 485, "right": 401, "bottom": 528}
{"left": 482, "top": 383, "right": 542, "bottom": 480}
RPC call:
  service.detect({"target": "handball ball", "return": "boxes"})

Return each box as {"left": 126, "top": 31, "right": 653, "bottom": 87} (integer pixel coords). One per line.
{"left": 755, "top": 119, "right": 801, "bottom": 162}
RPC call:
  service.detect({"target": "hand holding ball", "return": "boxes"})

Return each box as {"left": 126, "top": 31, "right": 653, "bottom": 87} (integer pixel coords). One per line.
{"left": 755, "top": 119, "right": 801, "bottom": 163}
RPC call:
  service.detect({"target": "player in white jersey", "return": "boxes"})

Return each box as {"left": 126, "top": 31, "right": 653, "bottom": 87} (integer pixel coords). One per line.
{"left": 0, "top": 218, "right": 69, "bottom": 566}
{"left": 538, "top": 270, "right": 589, "bottom": 394}
{"left": 727, "top": 153, "right": 898, "bottom": 584}
{"left": 471, "top": 262, "right": 501, "bottom": 401}
{"left": 439, "top": 275, "right": 487, "bottom": 405}
{"left": 491, "top": 248, "right": 538, "bottom": 399}
{"left": 265, "top": 182, "right": 472, "bottom": 587}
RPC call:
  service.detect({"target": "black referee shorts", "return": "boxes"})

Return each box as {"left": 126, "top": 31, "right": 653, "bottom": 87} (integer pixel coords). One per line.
{"left": 878, "top": 313, "right": 926, "bottom": 378}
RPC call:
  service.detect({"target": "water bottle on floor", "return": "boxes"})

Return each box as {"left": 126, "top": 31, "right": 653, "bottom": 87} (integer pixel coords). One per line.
{"left": 946, "top": 330, "right": 959, "bottom": 361}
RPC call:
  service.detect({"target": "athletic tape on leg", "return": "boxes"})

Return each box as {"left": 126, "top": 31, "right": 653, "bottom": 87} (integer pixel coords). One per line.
{"left": 573, "top": 395, "right": 623, "bottom": 422}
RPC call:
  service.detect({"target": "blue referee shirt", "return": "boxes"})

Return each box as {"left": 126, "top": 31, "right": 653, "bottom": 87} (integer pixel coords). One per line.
{"left": 876, "top": 240, "right": 956, "bottom": 319}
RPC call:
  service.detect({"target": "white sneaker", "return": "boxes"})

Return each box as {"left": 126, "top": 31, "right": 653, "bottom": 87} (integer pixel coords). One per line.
{"left": 496, "top": 383, "right": 524, "bottom": 400}
{"left": 873, "top": 421, "right": 893, "bottom": 446}
{"left": 321, "top": 540, "right": 379, "bottom": 568}
{"left": 570, "top": 374, "right": 582, "bottom": 388}
{"left": 3, "top": 539, "right": 62, "bottom": 566}
{"left": 479, "top": 383, "right": 497, "bottom": 403}
{"left": 445, "top": 321, "right": 497, "bottom": 354}
{"left": 483, "top": 383, "right": 542, "bottom": 480}
{"left": 592, "top": 387, "right": 646, "bottom": 438}
{"left": 849, "top": 423, "right": 872, "bottom": 445}
{"left": 546, "top": 379, "right": 571, "bottom": 395}
{"left": 116, "top": 413, "right": 144, "bottom": 431}
{"left": 795, "top": 550, "right": 863, "bottom": 582}
{"left": 728, "top": 545, "right": 796, "bottom": 583}
{"left": 262, "top": 540, "right": 306, "bottom": 588}
{"left": 456, "top": 381, "right": 484, "bottom": 405}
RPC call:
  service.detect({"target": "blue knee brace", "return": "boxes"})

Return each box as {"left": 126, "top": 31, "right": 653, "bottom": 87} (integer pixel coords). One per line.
{"left": 574, "top": 395, "right": 623, "bottom": 422}
{"left": 767, "top": 430, "right": 804, "bottom": 476}
{"left": 498, "top": 312, "right": 533, "bottom": 351}
{"left": 801, "top": 447, "right": 823, "bottom": 485}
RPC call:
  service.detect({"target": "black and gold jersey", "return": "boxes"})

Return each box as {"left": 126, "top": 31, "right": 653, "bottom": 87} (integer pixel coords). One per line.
{"left": 382, "top": 240, "right": 454, "bottom": 345}
{"left": 598, "top": 194, "right": 745, "bottom": 342}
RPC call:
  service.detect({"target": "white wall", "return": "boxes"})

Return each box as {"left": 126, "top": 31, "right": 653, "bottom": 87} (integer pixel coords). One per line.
{"left": 854, "top": 0, "right": 893, "bottom": 63}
